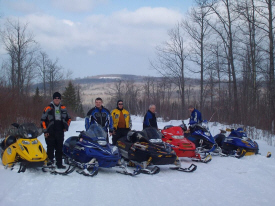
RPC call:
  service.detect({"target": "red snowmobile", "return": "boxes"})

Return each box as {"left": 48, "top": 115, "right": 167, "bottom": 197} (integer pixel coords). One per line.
{"left": 161, "top": 125, "right": 212, "bottom": 163}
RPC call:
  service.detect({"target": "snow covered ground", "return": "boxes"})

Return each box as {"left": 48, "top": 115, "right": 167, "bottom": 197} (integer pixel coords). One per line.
{"left": 0, "top": 116, "right": 275, "bottom": 206}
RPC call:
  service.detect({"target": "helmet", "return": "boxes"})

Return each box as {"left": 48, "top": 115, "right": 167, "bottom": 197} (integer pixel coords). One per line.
{"left": 18, "top": 123, "right": 39, "bottom": 139}
{"left": 127, "top": 130, "right": 137, "bottom": 142}
{"left": 127, "top": 130, "right": 147, "bottom": 143}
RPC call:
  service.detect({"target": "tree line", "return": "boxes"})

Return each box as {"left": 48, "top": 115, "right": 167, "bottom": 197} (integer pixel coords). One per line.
{"left": 0, "top": 19, "right": 83, "bottom": 136}
{"left": 108, "top": 0, "right": 275, "bottom": 135}
{"left": 1, "top": 0, "right": 275, "bottom": 136}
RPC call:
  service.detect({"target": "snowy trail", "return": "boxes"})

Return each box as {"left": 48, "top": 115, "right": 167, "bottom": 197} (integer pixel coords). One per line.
{"left": 0, "top": 117, "right": 275, "bottom": 206}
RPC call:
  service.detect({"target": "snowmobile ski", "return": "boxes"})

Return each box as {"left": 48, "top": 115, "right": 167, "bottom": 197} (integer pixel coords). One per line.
{"left": 116, "top": 165, "right": 141, "bottom": 176}
{"left": 192, "top": 154, "right": 212, "bottom": 163}
{"left": 18, "top": 163, "right": 27, "bottom": 173}
{"left": 76, "top": 167, "right": 98, "bottom": 177}
{"left": 235, "top": 148, "right": 246, "bottom": 159}
{"left": 42, "top": 164, "right": 76, "bottom": 175}
{"left": 139, "top": 166, "right": 160, "bottom": 175}
{"left": 170, "top": 163, "right": 197, "bottom": 172}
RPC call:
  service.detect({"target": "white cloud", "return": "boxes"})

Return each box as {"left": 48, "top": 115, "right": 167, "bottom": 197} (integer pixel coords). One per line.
{"left": 11, "top": 7, "right": 183, "bottom": 54}
{"left": 0, "top": 7, "right": 184, "bottom": 77}
{"left": 50, "top": 0, "right": 107, "bottom": 13}
{"left": 62, "top": 19, "right": 74, "bottom": 26}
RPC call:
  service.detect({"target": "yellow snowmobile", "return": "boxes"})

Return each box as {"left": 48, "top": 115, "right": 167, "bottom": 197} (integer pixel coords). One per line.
{"left": 0, "top": 123, "right": 47, "bottom": 173}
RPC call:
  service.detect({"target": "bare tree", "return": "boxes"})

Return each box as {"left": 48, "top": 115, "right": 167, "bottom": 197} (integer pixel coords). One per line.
{"left": 36, "top": 51, "right": 50, "bottom": 97}
{"left": 151, "top": 23, "right": 188, "bottom": 118}
{"left": 254, "top": 0, "right": 275, "bottom": 130}
{"left": 47, "top": 58, "right": 63, "bottom": 95}
{"left": 206, "top": 0, "right": 240, "bottom": 120}
{"left": 182, "top": 0, "right": 212, "bottom": 109}
{"left": 0, "top": 19, "right": 38, "bottom": 95}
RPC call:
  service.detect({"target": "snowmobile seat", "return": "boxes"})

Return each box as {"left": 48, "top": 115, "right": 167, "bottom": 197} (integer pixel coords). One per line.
{"left": 163, "top": 125, "right": 173, "bottom": 130}
{"left": 68, "top": 136, "right": 79, "bottom": 150}
{"left": 117, "top": 136, "right": 134, "bottom": 151}
{"left": 214, "top": 134, "right": 226, "bottom": 147}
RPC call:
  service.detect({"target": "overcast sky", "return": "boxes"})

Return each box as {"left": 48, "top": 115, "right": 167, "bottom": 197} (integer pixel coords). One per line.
{"left": 0, "top": 0, "right": 195, "bottom": 79}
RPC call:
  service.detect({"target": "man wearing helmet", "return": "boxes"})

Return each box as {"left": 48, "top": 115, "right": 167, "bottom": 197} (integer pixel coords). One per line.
{"left": 41, "top": 92, "right": 71, "bottom": 169}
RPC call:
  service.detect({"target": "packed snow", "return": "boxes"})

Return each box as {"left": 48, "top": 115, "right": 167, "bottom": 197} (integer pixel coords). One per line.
{"left": 0, "top": 116, "right": 275, "bottom": 206}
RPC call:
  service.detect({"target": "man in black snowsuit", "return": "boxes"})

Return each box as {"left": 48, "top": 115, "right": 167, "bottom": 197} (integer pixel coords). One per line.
{"left": 143, "top": 104, "right": 158, "bottom": 130}
{"left": 41, "top": 92, "right": 71, "bottom": 169}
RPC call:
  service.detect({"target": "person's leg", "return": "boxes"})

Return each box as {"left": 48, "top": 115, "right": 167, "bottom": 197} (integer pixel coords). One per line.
{"left": 54, "top": 132, "right": 64, "bottom": 167}
{"left": 45, "top": 134, "right": 55, "bottom": 162}
{"left": 112, "top": 131, "right": 119, "bottom": 145}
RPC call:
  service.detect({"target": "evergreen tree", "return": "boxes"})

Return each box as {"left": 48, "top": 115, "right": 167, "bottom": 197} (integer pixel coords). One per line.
{"left": 75, "top": 85, "right": 84, "bottom": 117}
{"left": 33, "top": 87, "right": 42, "bottom": 103}
{"left": 62, "top": 81, "right": 77, "bottom": 111}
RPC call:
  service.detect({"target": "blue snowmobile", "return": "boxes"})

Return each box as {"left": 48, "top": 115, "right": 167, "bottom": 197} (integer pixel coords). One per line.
{"left": 184, "top": 121, "right": 219, "bottom": 156}
{"left": 63, "top": 124, "right": 140, "bottom": 176}
{"left": 214, "top": 127, "right": 262, "bottom": 158}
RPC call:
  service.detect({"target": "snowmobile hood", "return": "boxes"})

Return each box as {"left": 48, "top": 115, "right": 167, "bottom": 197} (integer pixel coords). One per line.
{"left": 224, "top": 137, "right": 258, "bottom": 149}
{"left": 193, "top": 130, "right": 215, "bottom": 144}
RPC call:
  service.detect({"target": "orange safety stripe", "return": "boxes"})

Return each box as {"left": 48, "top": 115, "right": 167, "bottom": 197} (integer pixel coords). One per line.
{"left": 67, "top": 119, "right": 71, "bottom": 126}
{"left": 42, "top": 121, "right": 47, "bottom": 129}
{"left": 61, "top": 106, "right": 66, "bottom": 109}
{"left": 44, "top": 106, "right": 51, "bottom": 112}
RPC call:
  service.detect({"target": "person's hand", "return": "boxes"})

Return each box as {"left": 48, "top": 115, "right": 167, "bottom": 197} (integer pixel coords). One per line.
{"left": 64, "top": 129, "right": 67, "bottom": 132}
{"left": 44, "top": 133, "right": 49, "bottom": 138}
{"left": 109, "top": 132, "right": 113, "bottom": 136}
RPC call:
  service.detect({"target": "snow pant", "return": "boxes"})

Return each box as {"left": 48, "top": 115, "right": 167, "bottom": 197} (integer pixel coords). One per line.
{"left": 112, "top": 128, "right": 130, "bottom": 145}
{"left": 45, "top": 130, "right": 64, "bottom": 166}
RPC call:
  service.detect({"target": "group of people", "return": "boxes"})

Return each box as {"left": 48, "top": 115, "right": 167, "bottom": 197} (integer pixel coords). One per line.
{"left": 41, "top": 92, "right": 202, "bottom": 168}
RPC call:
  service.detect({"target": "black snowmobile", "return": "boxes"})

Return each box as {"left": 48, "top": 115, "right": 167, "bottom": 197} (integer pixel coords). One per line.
{"left": 116, "top": 127, "right": 197, "bottom": 174}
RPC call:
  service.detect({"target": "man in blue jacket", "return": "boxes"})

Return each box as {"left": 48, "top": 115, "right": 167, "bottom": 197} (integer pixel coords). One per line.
{"left": 85, "top": 97, "right": 113, "bottom": 141}
{"left": 143, "top": 104, "right": 158, "bottom": 130}
{"left": 188, "top": 105, "right": 202, "bottom": 124}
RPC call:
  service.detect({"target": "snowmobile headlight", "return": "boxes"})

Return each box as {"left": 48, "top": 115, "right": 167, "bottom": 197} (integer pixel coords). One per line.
{"left": 32, "top": 140, "right": 38, "bottom": 144}
{"left": 98, "top": 140, "right": 107, "bottom": 146}
{"left": 171, "top": 135, "right": 184, "bottom": 139}
{"left": 22, "top": 140, "right": 30, "bottom": 145}
{"left": 204, "top": 132, "right": 210, "bottom": 136}
{"left": 149, "top": 139, "right": 163, "bottom": 143}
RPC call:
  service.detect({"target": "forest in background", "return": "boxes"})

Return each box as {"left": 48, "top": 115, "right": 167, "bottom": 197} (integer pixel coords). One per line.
{"left": 1, "top": 0, "right": 275, "bottom": 139}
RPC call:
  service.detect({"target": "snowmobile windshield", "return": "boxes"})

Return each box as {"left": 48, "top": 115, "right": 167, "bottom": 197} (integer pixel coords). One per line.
{"left": 230, "top": 129, "right": 247, "bottom": 138}
{"left": 18, "top": 123, "right": 39, "bottom": 139}
{"left": 142, "top": 128, "right": 163, "bottom": 144}
{"left": 86, "top": 124, "right": 107, "bottom": 139}
{"left": 192, "top": 124, "right": 208, "bottom": 132}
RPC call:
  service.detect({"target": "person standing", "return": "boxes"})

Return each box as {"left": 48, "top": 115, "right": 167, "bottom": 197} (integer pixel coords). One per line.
{"left": 188, "top": 105, "right": 202, "bottom": 124}
{"left": 143, "top": 104, "right": 158, "bottom": 130}
{"left": 85, "top": 97, "right": 113, "bottom": 141}
{"left": 111, "top": 100, "right": 132, "bottom": 145}
{"left": 41, "top": 92, "right": 71, "bottom": 169}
